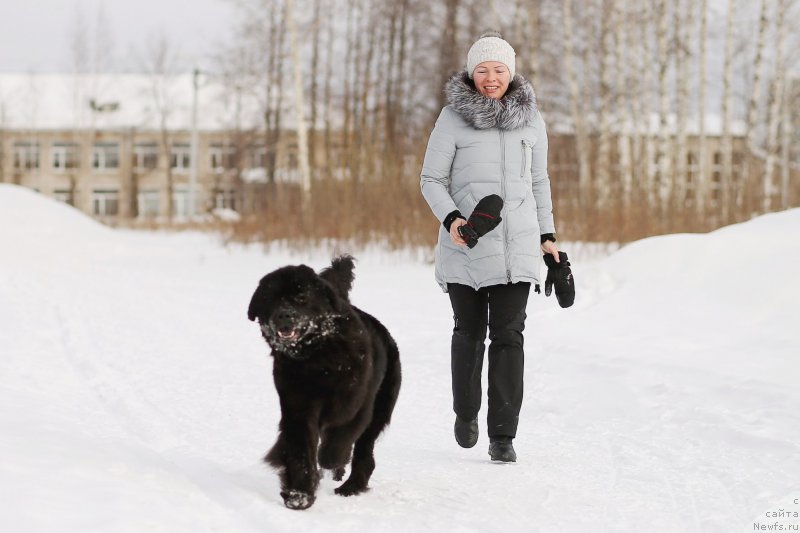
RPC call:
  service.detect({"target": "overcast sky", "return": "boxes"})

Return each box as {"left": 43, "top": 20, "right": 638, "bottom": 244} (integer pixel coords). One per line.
{"left": 0, "top": 0, "right": 238, "bottom": 72}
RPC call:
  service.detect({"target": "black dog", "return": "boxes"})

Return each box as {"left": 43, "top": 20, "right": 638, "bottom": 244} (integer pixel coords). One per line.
{"left": 247, "top": 255, "right": 401, "bottom": 510}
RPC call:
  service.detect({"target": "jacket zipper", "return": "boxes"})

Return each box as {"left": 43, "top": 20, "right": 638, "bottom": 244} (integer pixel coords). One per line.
{"left": 500, "top": 131, "right": 511, "bottom": 283}
{"left": 521, "top": 139, "right": 529, "bottom": 178}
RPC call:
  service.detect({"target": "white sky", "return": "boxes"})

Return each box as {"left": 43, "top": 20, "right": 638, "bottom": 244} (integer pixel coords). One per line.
{"left": 0, "top": 0, "right": 238, "bottom": 72}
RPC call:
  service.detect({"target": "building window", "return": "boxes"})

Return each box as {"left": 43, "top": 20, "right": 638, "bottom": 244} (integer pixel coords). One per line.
{"left": 732, "top": 151, "right": 744, "bottom": 183}
{"left": 53, "top": 189, "right": 77, "bottom": 206}
{"left": 686, "top": 152, "right": 698, "bottom": 198}
{"left": 137, "top": 189, "right": 160, "bottom": 218}
{"left": 249, "top": 146, "right": 267, "bottom": 169}
{"left": 52, "top": 143, "right": 80, "bottom": 171}
{"left": 171, "top": 144, "right": 191, "bottom": 173}
{"left": 711, "top": 152, "right": 723, "bottom": 202}
{"left": 92, "top": 143, "right": 120, "bottom": 171}
{"left": 286, "top": 141, "right": 299, "bottom": 168}
{"left": 214, "top": 188, "right": 237, "bottom": 211}
{"left": 171, "top": 187, "right": 201, "bottom": 217}
{"left": 13, "top": 142, "right": 40, "bottom": 170}
{"left": 210, "top": 144, "right": 235, "bottom": 172}
{"left": 92, "top": 189, "right": 119, "bottom": 216}
{"left": 133, "top": 143, "right": 159, "bottom": 171}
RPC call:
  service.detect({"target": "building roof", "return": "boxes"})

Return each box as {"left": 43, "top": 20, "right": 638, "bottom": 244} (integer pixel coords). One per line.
{"left": 0, "top": 73, "right": 264, "bottom": 132}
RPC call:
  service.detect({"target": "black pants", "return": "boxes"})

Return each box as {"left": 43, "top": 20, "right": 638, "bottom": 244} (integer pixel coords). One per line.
{"left": 447, "top": 282, "right": 530, "bottom": 439}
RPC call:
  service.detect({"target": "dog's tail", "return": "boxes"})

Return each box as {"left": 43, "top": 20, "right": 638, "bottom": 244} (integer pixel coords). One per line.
{"left": 319, "top": 254, "right": 356, "bottom": 301}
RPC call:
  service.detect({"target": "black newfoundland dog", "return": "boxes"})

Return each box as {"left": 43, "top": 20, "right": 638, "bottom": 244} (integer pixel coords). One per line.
{"left": 247, "top": 255, "right": 401, "bottom": 510}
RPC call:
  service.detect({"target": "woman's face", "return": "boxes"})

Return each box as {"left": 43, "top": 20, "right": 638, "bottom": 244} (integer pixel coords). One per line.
{"left": 472, "top": 62, "right": 511, "bottom": 99}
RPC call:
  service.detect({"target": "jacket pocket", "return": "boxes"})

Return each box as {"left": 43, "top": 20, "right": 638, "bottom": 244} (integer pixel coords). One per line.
{"left": 521, "top": 139, "right": 534, "bottom": 180}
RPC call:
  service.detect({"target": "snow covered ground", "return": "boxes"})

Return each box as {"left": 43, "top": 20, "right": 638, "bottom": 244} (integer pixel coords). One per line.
{"left": 1, "top": 183, "right": 798, "bottom": 532}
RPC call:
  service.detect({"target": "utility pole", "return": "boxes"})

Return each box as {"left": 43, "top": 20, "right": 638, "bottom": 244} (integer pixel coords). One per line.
{"left": 189, "top": 68, "right": 200, "bottom": 219}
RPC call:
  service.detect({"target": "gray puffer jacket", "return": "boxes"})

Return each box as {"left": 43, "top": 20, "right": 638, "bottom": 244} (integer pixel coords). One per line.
{"left": 420, "top": 71, "right": 556, "bottom": 292}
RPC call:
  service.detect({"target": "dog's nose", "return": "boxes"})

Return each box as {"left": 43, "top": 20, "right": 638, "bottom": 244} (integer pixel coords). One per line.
{"left": 274, "top": 309, "right": 293, "bottom": 326}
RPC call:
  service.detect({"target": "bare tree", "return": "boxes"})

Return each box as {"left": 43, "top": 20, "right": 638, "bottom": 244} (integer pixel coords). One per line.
{"left": 720, "top": 0, "right": 737, "bottom": 223}
{"left": 323, "top": 0, "right": 335, "bottom": 179}
{"left": 673, "top": 0, "right": 691, "bottom": 212}
{"left": 779, "top": 79, "right": 792, "bottom": 209}
{"left": 638, "top": 4, "right": 658, "bottom": 208}
{"left": 614, "top": 1, "right": 633, "bottom": 210}
{"left": 695, "top": 0, "right": 709, "bottom": 219}
{"left": 438, "top": 0, "right": 462, "bottom": 110}
{"left": 561, "top": 0, "right": 592, "bottom": 206}
{"left": 285, "top": 0, "right": 312, "bottom": 208}
{"left": 763, "top": 0, "right": 789, "bottom": 212}
{"left": 745, "top": 0, "right": 769, "bottom": 150}
{"left": 308, "top": 0, "right": 322, "bottom": 170}
{"left": 595, "top": 0, "right": 613, "bottom": 209}
{"left": 141, "top": 33, "right": 180, "bottom": 222}
{"left": 524, "top": 0, "right": 543, "bottom": 89}
{"left": 655, "top": 0, "right": 672, "bottom": 215}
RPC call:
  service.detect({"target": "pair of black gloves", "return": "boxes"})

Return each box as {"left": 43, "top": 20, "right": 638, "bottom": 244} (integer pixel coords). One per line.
{"left": 446, "top": 194, "right": 575, "bottom": 308}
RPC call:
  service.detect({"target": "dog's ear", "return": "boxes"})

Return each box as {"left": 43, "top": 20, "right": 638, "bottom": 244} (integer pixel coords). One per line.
{"left": 247, "top": 281, "right": 270, "bottom": 321}
{"left": 319, "top": 255, "right": 355, "bottom": 302}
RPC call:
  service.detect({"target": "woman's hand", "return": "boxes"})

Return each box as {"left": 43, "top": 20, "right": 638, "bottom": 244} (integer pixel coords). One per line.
{"left": 450, "top": 219, "right": 468, "bottom": 246}
{"left": 541, "top": 240, "right": 560, "bottom": 262}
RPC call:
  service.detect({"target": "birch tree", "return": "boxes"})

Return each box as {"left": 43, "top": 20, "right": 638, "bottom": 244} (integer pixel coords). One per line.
{"left": 745, "top": 0, "right": 769, "bottom": 151}
{"left": 673, "top": 0, "right": 691, "bottom": 210}
{"left": 695, "top": 0, "right": 709, "bottom": 218}
{"left": 595, "top": 0, "right": 613, "bottom": 209}
{"left": 639, "top": 4, "right": 656, "bottom": 207}
{"left": 285, "top": 0, "right": 312, "bottom": 209}
{"left": 720, "top": 0, "right": 737, "bottom": 222}
{"left": 265, "top": 1, "right": 286, "bottom": 185}
{"left": 779, "top": 81, "right": 791, "bottom": 209}
{"left": 655, "top": 0, "right": 672, "bottom": 214}
{"left": 763, "top": 0, "right": 788, "bottom": 212}
{"left": 614, "top": 1, "right": 633, "bottom": 210}
{"left": 308, "top": 0, "right": 322, "bottom": 171}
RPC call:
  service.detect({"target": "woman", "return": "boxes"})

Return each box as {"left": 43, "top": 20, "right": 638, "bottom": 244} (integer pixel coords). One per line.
{"left": 420, "top": 32, "right": 559, "bottom": 462}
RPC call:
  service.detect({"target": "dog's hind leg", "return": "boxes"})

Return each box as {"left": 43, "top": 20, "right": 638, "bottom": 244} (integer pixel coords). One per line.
{"left": 318, "top": 432, "right": 354, "bottom": 471}
{"left": 335, "top": 347, "right": 402, "bottom": 497}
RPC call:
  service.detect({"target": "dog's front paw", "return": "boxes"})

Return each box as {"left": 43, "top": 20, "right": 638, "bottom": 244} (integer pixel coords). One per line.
{"left": 334, "top": 479, "right": 369, "bottom": 497}
{"left": 332, "top": 466, "right": 346, "bottom": 481}
{"left": 281, "top": 489, "right": 315, "bottom": 510}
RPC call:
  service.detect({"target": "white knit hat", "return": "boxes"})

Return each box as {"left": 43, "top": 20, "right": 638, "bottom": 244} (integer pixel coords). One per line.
{"left": 466, "top": 31, "right": 516, "bottom": 79}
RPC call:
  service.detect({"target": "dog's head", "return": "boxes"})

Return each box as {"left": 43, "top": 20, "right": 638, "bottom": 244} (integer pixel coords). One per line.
{"left": 247, "top": 264, "right": 348, "bottom": 357}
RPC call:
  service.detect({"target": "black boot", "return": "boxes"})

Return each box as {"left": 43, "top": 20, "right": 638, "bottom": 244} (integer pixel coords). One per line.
{"left": 488, "top": 436, "right": 516, "bottom": 462}
{"left": 454, "top": 416, "right": 479, "bottom": 448}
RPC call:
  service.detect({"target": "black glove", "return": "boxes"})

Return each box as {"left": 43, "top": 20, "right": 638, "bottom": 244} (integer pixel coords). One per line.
{"left": 457, "top": 194, "right": 504, "bottom": 248}
{"left": 543, "top": 251, "right": 575, "bottom": 308}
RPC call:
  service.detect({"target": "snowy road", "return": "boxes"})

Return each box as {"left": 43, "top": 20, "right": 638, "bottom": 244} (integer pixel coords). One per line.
{"left": 1, "top": 184, "right": 799, "bottom": 532}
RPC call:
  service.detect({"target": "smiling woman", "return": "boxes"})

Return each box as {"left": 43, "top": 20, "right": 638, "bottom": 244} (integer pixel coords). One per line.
{"left": 419, "top": 31, "right": 562, "bottom": 464}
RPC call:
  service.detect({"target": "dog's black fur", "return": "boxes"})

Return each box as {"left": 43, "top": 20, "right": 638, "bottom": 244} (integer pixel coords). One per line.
{"left": 247, "top": 255, "right": 401, "bottom": 510}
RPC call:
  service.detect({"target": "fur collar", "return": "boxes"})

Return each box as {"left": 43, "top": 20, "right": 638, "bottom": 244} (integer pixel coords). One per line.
{"left": 444, "top": 71, "right": 538, "bottom": 130}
